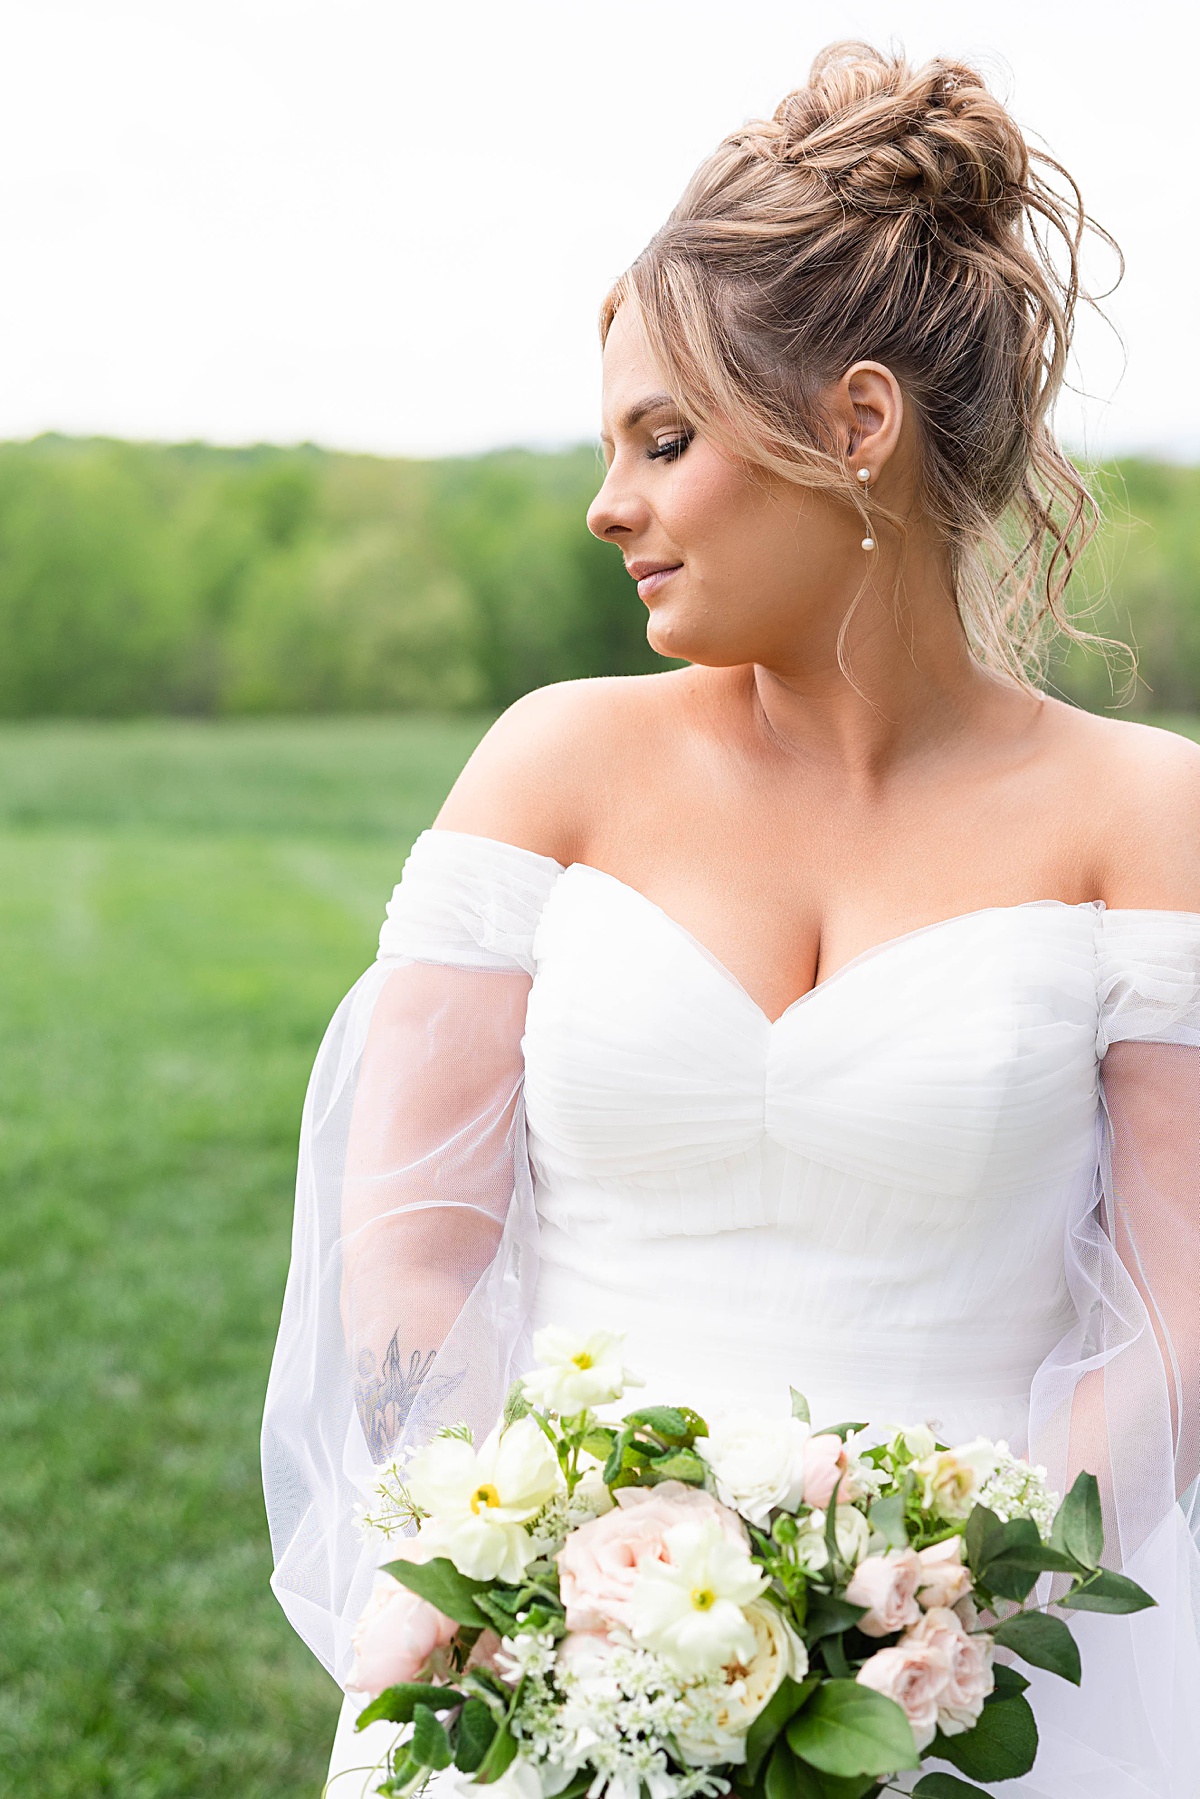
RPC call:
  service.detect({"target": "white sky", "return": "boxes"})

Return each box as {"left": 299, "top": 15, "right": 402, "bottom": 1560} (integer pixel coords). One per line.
{"left": 0, "top": 0, "right": 1193, "bottom": 461}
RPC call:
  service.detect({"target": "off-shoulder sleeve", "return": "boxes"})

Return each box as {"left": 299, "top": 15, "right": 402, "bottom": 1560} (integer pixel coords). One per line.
{"left": 260, "top": 830, "right": 563, "bottom": 1681}
{"left": 1027, "top": 908, "right": 1200, "bottom": 1788}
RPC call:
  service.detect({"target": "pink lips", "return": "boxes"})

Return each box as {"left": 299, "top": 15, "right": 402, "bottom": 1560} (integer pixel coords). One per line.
{"left": 627, "top": 562, "right": 682, "bottom": 601}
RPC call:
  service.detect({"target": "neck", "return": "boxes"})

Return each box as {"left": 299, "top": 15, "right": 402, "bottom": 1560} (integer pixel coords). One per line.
{"left": 747, "top": 530, "right": 1034, "bottom": 782}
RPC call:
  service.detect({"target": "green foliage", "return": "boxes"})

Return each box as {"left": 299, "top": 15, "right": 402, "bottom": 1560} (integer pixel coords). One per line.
{"left": 785, "top": 1680, "right": 919, "bottom": 1776}
{"left": 383, "top": 1556, "right": 491, "bottom": 1628}
{"left": 4, "top": 436, "right": 1200, "bottom": 720}
{"left": 0, "top": 436, "right": 669, "bottom": 718}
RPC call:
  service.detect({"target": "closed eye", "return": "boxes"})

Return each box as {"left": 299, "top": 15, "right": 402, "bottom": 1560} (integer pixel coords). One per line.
{"left": 647, "top": 433, "right": 693, "bottom": 463}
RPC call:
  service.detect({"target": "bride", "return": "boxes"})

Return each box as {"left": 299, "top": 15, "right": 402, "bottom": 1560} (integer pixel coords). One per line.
{"left": 263, "top": 40, "right": 1200, "bottom": 1798}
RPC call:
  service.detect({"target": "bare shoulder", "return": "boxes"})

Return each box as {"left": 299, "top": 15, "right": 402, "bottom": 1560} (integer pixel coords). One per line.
{"left": 1042, "top": 701, "right": 1200, "bottom": 909}
{"left": 433, "top": 671, "right": 690, "bottom": 865}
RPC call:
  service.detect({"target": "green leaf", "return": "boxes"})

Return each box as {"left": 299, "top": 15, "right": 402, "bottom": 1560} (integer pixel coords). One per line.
{"left": 579, "top": 1427, "right": 616, "bottom": 1459}
{"left": 474, "top": 1722, "right": 518, "bottom": 1785}
{"left": 791, "top": 1387, "right": 812, "bottom": 1424}
{"left": 987, "top": 1661, "right": 1030, "bottom": 1700}
{"left": 355, "top": 1683, "right": 467, "bottom": 1729}
{"left": 912, "top": 1776, "right": 994, "bottom": 1798}
{"left": 934, "top": 1694, "right": 1038, "bottom": 1781}
{"left": 963, "top": 1503, "right": 1005, "bottom": 1574}
{"left": 383, "top": 1556, "right": 489, "bottom": 1629}
{"left": 744, "top": 1674, "right": 819, "bottom": 1782}
{"left": 1051, "top": 1471, "right": 1104, "bottom": 1570}
{"left": 991, "top": 1609, "right": 1082, "bottom": 1683}
{"left": 453, "top": 1697, "right": 497, "bottom": 1773}
{"left": 804, "top": 1590, "right": 868, "bottom": 1642}
{"left": 502, "top": 1380, "right": 530, "bottom": 1425}
{"left": 411, "top": 1704, "right": 452, "bottom": 1771}
{"left": 815, "top": 1421, "right": 869, "bottom": 1443}
{"left": 786, "top": 1680, "right": 919, "bottom": 1776}
{"left": 980, "top": 1520, "right": 1079, "bottom": 1600}
{"left": 622, "top": 1405, "right": 691, "bottom": 1441}
{"left": 644, "top": 1448, "right": 708, "bottom": 1484}
{"left": 867, "top": 1491, "right": 908, "bottom": 1549}
{"left": 602, "top": 1426, "right": 635, "bottom": 1487}
{"left": 765, "top": 1740, "right": 801, "bottom": 1799}
{"left": 1063, "top": 1569, "right": 1157, "bottom": 1614}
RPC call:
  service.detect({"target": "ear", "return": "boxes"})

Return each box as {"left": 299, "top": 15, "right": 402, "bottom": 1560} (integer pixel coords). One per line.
{"left": 827, "top": 361, "right": 904, "bottom": 482}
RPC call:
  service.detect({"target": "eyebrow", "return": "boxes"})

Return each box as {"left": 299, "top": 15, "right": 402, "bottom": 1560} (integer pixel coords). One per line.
{"left": 599, "top": 392, "right": 680, "bottom": 442}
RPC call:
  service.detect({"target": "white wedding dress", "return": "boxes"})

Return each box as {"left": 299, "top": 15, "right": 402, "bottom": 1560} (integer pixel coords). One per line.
{"left": 262, "top": 828, "right": 1200, "bottom": 1798}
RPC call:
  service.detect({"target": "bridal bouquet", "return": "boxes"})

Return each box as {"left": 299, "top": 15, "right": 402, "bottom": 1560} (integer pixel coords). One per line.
{"left": 350, "top": 1328, "right": 1153, "bottom": 1799}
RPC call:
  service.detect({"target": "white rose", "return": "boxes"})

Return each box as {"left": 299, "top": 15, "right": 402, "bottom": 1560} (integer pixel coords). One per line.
{"left": 630, "top": 1517, "right": 768, "bottom": 1675}
{"left": 696, "top": 1412, "right": 812, "bottom": 1525}
{"left": 520, "top": 1326, "right": 643, "bottom": 1413}
{"left": 791, "top": 1504, "right": 871, "bottom": 1573}
{"left": 675, "top": 1599, "right": 809, "bottom": 1765}
{"left": 913, "top": 1438, "right": 999, "bottom": 1520}
{"left": 408, "top": 1415, "right": 564, "bottom": 1582}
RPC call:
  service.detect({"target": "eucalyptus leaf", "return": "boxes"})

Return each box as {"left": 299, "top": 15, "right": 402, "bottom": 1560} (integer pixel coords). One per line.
{"left": 934, "top": 1694, "right": 1038, "bottom": 1781}
{"left": 1051, "top": 1471, "right": 1103, "bottom": 1570}
{"left": 453, "top": 1697, "right": 498, "bottom": 1773}
{"left": 384, "top": 1557, "right": 490, "bottom": 1628}
{"left": 786, "top": 1680, "right": 919, "bottom": 1776}
{"left": 990, "top": 1609, "right": 1081, "bottom": 1684}
{"left": 1063, "top": 1569, "right": 1157, "bottom": 1614}
{"left": 791, "top": 1387, "right": 812, "bottom": 1425}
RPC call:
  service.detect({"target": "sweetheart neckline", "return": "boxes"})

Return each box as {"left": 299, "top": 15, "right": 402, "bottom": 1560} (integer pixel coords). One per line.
{"left": 561, "top": 866, "right": 1105, "bottom": 1027}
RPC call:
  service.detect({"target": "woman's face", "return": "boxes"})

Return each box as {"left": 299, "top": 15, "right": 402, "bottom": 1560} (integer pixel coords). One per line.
{"left": 587, "top": 304, "right": 873, "bottom": 673}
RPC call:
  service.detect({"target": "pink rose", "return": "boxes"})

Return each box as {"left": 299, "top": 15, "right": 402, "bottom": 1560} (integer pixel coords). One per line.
{"left": 844, "top": 1549, "right": 923, "bottom": 1638}
{"left": 801, "top": 1434, "right": 854, "bottom": 1509}
{"left": 556, "top": 1480, "right": 747, "bottom": 1634}
{"left": 915, "top": 1538, "right": 974, "bottom": 1611}
{"left": 350, "top": 1570, "right": 458, "bottom": 1699}
{"left": 856, "top": 1638, "right": 950, "bottom": 1752}
{"left": 907, "top": 1607, "right": 994, "bottom": 1735}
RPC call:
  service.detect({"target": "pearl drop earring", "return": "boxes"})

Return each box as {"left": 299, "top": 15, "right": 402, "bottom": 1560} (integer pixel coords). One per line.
{"left": 856, "top": 467, "right": 875, "bottom": 551}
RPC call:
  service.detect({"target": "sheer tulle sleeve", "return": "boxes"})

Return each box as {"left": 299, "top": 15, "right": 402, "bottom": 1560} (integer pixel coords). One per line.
{"left": 260, "top": 829, "right": 563, "bottom": 1683}
{"left": 1024, "top": 909, "right": 1200, "bottom": 1792}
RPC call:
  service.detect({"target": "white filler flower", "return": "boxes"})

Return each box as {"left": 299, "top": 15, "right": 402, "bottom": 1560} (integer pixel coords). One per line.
{"left": 407, "top": 1415, "right": 564, "bottom": 1582}
{"left": 521, "top": 1326, "right": 642, "bottom": 1413}
{"left": 695, "top": 1412, "right": 812, "bottom": 1525}
{"left": 631, "top": 1517, "right": 768, "bottom": 1676}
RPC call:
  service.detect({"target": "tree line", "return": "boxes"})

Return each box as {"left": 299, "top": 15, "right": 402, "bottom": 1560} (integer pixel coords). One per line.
{"left": 0, "top": 433, "right": 1196, "bottom": 718}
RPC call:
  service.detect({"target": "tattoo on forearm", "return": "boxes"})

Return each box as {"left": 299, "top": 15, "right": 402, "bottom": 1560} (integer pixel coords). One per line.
{"left": 356, "top": 1335, "right": 437, "bottom": 1461}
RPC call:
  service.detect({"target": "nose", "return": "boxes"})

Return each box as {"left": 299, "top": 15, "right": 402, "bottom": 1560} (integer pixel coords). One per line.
{"left": 586, "top": 459, "right": 651, "bottom": 543}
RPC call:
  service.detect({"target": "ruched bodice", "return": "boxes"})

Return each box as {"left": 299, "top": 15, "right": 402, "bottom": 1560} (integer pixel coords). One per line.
{"left": 381, "top": 831, "right": 1200, "bottom": 1441}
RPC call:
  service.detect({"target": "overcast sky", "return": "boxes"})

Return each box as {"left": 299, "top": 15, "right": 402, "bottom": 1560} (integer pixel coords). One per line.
{"left": 0, "top": 0, "right": 1193, "bottom": 461}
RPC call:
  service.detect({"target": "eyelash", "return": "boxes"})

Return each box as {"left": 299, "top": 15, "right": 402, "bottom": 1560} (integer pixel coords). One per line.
{"left": 647, "top": 433, "right": 693, "bottom": 463}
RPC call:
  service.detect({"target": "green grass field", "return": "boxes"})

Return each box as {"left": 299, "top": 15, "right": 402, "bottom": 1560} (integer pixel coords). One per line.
{"left": 0, "top": 717, "right": 491, "bottom": 1798}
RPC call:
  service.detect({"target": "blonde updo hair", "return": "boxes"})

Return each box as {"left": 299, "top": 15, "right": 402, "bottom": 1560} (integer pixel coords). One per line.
{"left": 601, "top": 41, "right": 1125, "bottom": 691}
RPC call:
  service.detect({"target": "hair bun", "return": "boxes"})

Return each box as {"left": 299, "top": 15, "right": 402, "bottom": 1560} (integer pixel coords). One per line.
{"left": 767, "top": 40, "right": 1029, "bottom": 235}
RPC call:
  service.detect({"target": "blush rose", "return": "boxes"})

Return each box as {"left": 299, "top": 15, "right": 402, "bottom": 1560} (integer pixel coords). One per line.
{"left": 556, "top": 1480, "right": 747, "bottom": 1634}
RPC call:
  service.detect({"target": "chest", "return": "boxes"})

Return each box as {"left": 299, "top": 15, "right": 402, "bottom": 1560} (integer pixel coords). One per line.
{"left": 521, "top": 866, "right": 1102, "bottom": 1196}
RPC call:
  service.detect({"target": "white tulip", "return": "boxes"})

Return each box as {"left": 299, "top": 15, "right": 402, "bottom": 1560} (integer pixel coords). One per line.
{"left": 407, "top": 1415, "right": 564, "bottom": 1582}
{"left": 521, "top": 1326, "right": 643, "bottom": 1413}
{"left": 630, "top": 1517, "right": 767, "bottom": 1676}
